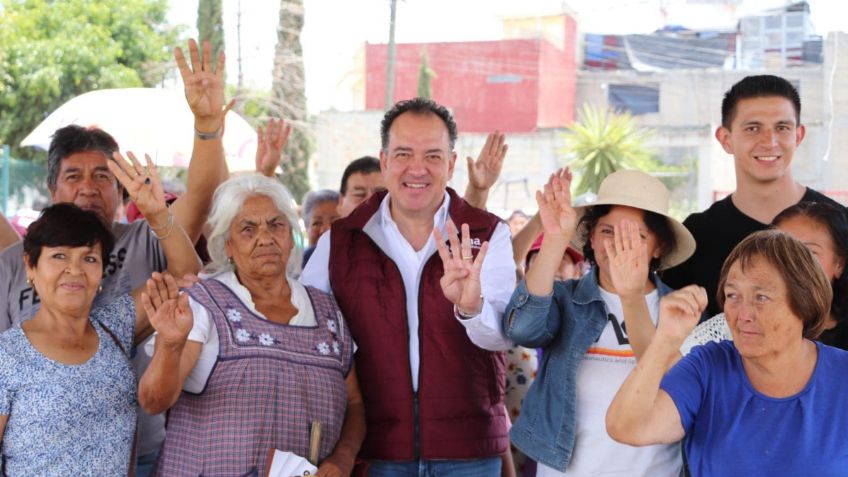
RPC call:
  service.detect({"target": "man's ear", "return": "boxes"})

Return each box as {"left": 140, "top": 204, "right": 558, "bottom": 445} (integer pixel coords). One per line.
{"left": 795, "top": 123, "right": 806, "bottom": 146}
{"left": 379, "top": 149, "right": 388, "bottom": 173}
{"left": 447, "top": 151, "right": 457, "bottom": 179}
{"left": 715, "top": 126, "right": 734, "bottom": 155}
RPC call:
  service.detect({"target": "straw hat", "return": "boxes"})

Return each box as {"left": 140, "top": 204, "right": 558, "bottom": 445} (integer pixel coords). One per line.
{"left": 572, "top": 169, "right": 696, "bottom": 270}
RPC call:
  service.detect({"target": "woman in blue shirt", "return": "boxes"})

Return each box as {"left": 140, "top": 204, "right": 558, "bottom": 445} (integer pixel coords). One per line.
{"left": 502, "top": 168, "right": 696, "bottom": 476}
{"left": 608, "top": 230, "right": 848, "bottom": 476}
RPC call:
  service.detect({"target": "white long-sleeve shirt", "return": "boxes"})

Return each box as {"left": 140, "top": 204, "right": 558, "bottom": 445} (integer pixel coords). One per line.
{"left": 301, "top": 192, "right": 515, "bottom": 391}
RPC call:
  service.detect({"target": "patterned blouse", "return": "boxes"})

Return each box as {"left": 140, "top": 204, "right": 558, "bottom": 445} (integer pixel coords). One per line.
{"left": 0, "top": 295, "right": 137, "bottom": 476}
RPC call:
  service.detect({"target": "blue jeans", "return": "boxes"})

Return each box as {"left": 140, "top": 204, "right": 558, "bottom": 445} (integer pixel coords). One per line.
{"left": 368, "top": 457, "right": 501, "bottom": 477}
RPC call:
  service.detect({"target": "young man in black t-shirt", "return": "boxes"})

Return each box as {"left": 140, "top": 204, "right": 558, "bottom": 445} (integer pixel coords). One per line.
{"left": 663, "top": 75, "right": 845, "bottom": 316}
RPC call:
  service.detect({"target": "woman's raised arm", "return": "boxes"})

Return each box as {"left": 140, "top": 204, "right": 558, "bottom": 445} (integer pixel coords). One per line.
{"left": 108, "top": 151, "right": 201, "bottom": 342}
{"left": 606, "top": 285, "right": 706, "bottom": 445}
{"left": 137, "top": 273, "right": 203, "bottom": 415}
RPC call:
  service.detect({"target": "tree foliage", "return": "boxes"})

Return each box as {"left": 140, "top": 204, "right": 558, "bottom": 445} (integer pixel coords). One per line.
{"left": 0, "top": 0, "right": 179, "bottom": 159}
{"left": 271, "top": 0, "right": 310, "bottom": 201}
{"left": 197, "top": 0, "right": 224, "bottom": 73}
{"left": 562, "top": 105, "right": 673, "bottom": 195}
{"left": 416, "top": 49, "right": 436, "bottom": 100}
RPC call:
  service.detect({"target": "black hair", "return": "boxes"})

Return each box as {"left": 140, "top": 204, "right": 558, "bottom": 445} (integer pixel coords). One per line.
{"left": 721, "top": 75, "right": 801, "bottom": 129}
{"left": 47, "top": 125, "right": 119, "bottom": 191}
{"left": 339, "top": 156, "right": 381, "bottom": 195}
{"left": 23, "top": 203, "right": 115, "bottom": 271}
{"left": 380, "top": 97, "right": 458, "bottom": 152}
{"left": 773, "top": 201, "right": 848, "bottom": 321}
{"left": 579, "top": 204, "right": 677, "bottom": 273}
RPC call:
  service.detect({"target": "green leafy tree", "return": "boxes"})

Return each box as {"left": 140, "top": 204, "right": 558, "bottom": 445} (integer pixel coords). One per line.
{"left": 271, "top": 0, "right": 310, "bottom": 201}
{"left": 0, "top": 0, "right": 179, "bottom": 159}
{"left": 197, "top": 0, "right": 224, "bottom": 72}
{"left": 562, "top": 105, "right": 672, "bottom": 195}
{"left": 416, "top": 49, "right": 436, "bottom": 100}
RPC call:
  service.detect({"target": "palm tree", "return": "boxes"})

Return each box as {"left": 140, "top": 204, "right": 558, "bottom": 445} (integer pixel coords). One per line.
{"left": 271, "top": 0, "right": 310, "bottom": 200}
{"left": 562, "top": 105, "right": 658, "bottom": 195}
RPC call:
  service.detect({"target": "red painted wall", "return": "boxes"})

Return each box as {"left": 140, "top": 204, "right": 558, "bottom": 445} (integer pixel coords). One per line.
{"left": 537, "top": 15, "right": 577, "bottom": 128}
{"left": 366, "top": 32, "right": 576, "bottom": 132}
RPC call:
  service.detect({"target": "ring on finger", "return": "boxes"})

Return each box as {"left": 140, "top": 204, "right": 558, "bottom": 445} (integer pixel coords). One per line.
{"left": 462, "top": 254, "right": 473, "bottom": 260}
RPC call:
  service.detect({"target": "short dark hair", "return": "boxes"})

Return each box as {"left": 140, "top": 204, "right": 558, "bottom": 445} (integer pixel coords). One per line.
{"left": 721, "top": 75, "right": 801, "bottom": 129}
{"left": 716, "top": 230, "right": 831, "bottom": 340}
{"left": 47, "top": 125, "right": 119, "bottom": 191}
{"left": 773, "top": 201, "right": 848, "bottom": 322}
{"left": 579, "top": 204, "right": 677, "bottom": 273}
{"left": 339, "top": 156, "right": 381, "bottom": 195}
{"left": 380, "top": 97, "right": 458, "bottom": 152}
{"left": 23, "top": 203, "right": 115, "bottom": 271}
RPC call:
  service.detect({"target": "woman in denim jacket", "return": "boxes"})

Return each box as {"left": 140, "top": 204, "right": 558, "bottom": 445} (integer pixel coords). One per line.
{"left": 502, "top": 169, "right": 696, "bottom": 477}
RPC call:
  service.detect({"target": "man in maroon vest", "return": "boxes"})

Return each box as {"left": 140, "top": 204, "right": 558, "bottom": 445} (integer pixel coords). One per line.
{"left": 302, "top": 98, "right": 515, "bottom": 475}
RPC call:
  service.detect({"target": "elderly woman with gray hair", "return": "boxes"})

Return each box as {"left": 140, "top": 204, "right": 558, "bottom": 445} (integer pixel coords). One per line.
{"left": 140, "top": 174, "right": 365, "bottom": 477}
{"left": 301, "top": 189, "right": 340, "bottom": 266}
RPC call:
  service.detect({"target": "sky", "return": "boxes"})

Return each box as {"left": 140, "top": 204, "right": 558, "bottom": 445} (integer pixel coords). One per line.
{"left": 167, "top": 0, "right": 848, "bottom": 114}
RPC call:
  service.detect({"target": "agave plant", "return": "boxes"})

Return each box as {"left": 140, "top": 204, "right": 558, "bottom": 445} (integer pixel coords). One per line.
{"left": 562, "top": 105, "right": 657, "bottom": 196}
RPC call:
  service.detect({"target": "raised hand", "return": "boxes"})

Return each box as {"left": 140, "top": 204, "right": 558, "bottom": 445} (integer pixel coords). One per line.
{"left": 255, "top": 118, "right": 293, "bottom": 177}
{"left": 467, "top": 131, "right": 507, "bottom": 192}
{"left": 605, "top": 220, "right": 650, "bottom": 298}
{"left": 109, "top": 151, "right": 168, "bottom": 227}
{"left": 142, "top": 272, "right": 193, "bottom": 348}
{"left": 434, "top": 220, "right": 490, "bottom": 316}
{"left": 656, "top": 285, "right": 708, "bottom": 343}
{"left": 175, "top": 39, "right": 226, "bottom": 131}
{"left": 535, "top": 167, "right": 577, "bottom": 239}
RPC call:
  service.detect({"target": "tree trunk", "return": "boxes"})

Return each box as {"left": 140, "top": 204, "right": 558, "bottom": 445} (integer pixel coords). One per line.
{"left": 197, "top": 0, "right": 225, "bottom": 73}
{"left": 272, "top": 0, "right": 311, "bottom": 201}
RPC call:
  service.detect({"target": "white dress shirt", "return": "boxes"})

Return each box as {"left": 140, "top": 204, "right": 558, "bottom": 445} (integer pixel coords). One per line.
{"left": 301, "top": 192, "right": 515, "bottom": 391}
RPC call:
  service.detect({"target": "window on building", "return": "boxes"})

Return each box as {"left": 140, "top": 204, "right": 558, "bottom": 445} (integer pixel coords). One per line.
{"left": 608, "top": 83, "right": 660, "bottom": 115}
{"left": 486, "top": 74, "right": 523, "bottom": 84}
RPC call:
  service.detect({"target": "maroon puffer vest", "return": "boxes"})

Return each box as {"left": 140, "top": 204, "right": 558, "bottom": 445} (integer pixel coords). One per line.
{"left": 329, "top": 188, "right": 508, "bottom": 461}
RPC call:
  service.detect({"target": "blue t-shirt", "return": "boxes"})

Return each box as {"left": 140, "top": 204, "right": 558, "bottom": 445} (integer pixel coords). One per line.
{"left": 0, "top": 294, "right": 137, "bottom": 476}
{"left": 661, "top": 340, "right": 848, "bottom": 477}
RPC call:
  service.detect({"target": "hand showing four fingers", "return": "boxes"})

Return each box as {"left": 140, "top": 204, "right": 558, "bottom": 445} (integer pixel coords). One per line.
{"left": 434, "top": 220, "right": 489, "bottom": 316}
{"left": 536, "top": 167, "right": 577, "bottom": 240}
{"left": 141, "top": 272, "right": 194, "bottom": 349}
{"left": 108, "top": 151, "right": 168, "bottom": 227}
{"left": 175, "top": 39, "right": 226, "bottom": 128}
{"left": 255, "top": 118, "right": 293, "bottom": 177}
{"left": 605, "top": 220, "right": 650, "bottom": 298}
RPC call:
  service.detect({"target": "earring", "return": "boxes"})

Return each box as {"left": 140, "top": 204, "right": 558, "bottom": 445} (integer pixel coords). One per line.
{"left": 26, "top": 277, "right": 33, "bottom": 286}
{"left": 227, "top": 257, "right": 234, "bottom": 265}
{"left": 98, "top": 284, "right": 103, "bottom": 293}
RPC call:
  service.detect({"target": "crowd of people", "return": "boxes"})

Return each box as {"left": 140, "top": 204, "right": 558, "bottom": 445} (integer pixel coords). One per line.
{"left": 0, "top": 38, "right": 846, "bottom": 477}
